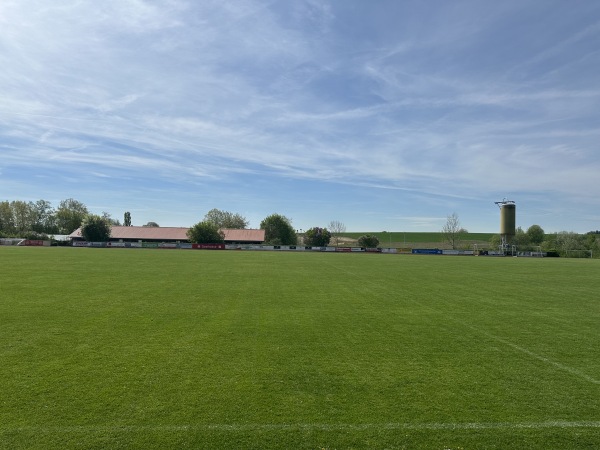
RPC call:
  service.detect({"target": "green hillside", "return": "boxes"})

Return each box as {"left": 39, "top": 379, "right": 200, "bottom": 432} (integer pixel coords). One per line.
{"left": 337, "top": 232, "right": 495, "bottom": 248}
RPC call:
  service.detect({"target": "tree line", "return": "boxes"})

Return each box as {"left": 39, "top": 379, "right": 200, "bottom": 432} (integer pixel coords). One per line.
{"left": 0, "top": 198, "right": 157, "bottom": 239}
{"left": 5, "top": 198, "right": 596, "bottom": 256}
{"left": 441, "top": 212, "right": 600, "bottom": 257}
{"left": 0, "top": 198, "right": 88, "bottom": 238}
{"left": 1, "top": 198, "right": 358, "bottom": 246}
{"left": 187, "top": 212, "right": 380, "bottom": 247}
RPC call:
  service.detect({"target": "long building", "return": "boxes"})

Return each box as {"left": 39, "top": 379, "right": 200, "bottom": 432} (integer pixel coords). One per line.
{"left": 69, "top": 226, "right": 265, "bottom": 244}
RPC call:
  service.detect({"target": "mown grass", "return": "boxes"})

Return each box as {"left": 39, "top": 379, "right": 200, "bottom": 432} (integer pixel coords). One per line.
{"left": 1, "top": 247, "right": 599, "bottom": 449}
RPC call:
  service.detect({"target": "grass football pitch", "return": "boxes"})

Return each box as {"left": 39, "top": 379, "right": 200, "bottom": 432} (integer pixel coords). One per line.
{"left": 1, "top": 247, "right": 599, "bottom": 449}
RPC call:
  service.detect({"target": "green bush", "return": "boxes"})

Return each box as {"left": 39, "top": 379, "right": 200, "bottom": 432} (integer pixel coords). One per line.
{"left": 358, "top": 234, "right": 379, "bottom": 248}
{"left": 187, "top": 221, "right": 224, "bottom": 243}
{"left": 81, "top": 214, "right": 111, "bottom": 242}
{"left": 304, "top": 227, "right": 331, "bottom": 247}
{"left": 260, "top": 213, "right": 297, "bottom": 245}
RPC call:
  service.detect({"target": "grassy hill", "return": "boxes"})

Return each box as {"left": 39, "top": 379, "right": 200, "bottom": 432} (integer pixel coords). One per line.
{"left": 335, "top": 232, "right": 495, "bottom": 249}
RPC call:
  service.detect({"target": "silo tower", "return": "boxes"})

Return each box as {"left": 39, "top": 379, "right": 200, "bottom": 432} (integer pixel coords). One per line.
{"left": 495, "top": 199, "right": 516, "bottom": 254}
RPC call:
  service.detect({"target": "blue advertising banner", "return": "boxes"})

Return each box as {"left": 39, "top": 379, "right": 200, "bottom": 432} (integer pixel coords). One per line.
{"left": 412, "top": 249, "right": 442, "bottom": 255}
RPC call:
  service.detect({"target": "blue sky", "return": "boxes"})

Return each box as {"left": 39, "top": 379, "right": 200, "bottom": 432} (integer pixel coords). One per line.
{"left": 1, "top": 0, "right": 599, "bottom": 233}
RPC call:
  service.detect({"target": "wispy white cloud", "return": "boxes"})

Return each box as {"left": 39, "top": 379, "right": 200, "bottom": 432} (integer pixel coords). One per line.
{"left": 1, "top": 0, "right": 599, "bottom": 231}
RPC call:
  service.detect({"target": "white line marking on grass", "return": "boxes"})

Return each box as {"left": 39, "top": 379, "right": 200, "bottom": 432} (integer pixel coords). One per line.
{"left": 324, "top": 261, "right": 600, "bottom": 385}
{"left": 4, "top": 421, "right": 600, "bottom": 433}
{"left": 463, "top": 325, "right": 600, "bottom": 385}
{"left": 422, "top": 308, "right": 600, "bottom": 385}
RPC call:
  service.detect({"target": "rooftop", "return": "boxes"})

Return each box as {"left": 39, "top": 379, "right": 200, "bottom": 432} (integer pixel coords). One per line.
{"left": 69, "top": 226, "right": 265, "bottom": 242}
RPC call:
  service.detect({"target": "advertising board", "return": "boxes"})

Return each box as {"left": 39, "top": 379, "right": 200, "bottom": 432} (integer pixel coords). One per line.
{"left": 20, "top": 240, "right": 47, "bottom": 246}
{"left": 192, "top": 244, "right": 225, "bottom": 250}
{"left": 442, "top": 249, "right": 459, "bottom": 255}
{"left": 412, "top": 249, "right": 442, "bottom": 255}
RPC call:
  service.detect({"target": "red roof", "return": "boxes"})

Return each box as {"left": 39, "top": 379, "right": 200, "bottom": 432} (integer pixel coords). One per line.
{"left": 69, "top": 226, "right": 265, "bottom": 243}
{"left": 221, "top": 228, "right": 266, "bottom": 242}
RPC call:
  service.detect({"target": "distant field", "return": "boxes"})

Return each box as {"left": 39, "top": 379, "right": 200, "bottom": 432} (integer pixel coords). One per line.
{"left": 339, "top": 231, "right": 495, "bottom": 247}
{"left": 1, "top": 247, "right": 599, "bottom": 449}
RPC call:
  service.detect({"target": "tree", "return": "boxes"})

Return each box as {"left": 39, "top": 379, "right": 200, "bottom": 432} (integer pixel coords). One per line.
{"left": 11, "top": 200, "right": 36, "bottom": 234}
{"left": 55, "top": 198, "right": 89, "bottom": 234}
{"left": 489, "top": 234, "right": 502, "bottom": 250}
{"left": 203, "top": 208, "right": 248, "bottom": 229}
{"left": 526, "top": 224, "right": 545, "bottom": 245}
{"left": 0, "top": 201, "right": 16, "bottom": 235}
{"left": 31, "top": 200, "right": 58, "bottom": 234}
{"left": 441, "top": 212, "right": 466, "bottom": 250}
{"left": 124, "top": 211, "right": 132, "bottom": 226}
{"left": 102, "top": 212, "right": 121, "bottom": 226}
{"left": 358, "top": 234, "right": 380, "bottom": 248}
{"left": 0, "top": 201, "right": 16, "bottom": 236}
{"left": 555, "top": 231, "right": 584, "bottom": 256}
{"left": 260, "top": 213, "right": 297, "bottom": 245}
{"left": 304, "top": 227, "right": 331, "bottom": 247}
{"left": 328, "top": 220, "right": 346, "bottom": 246}
{"left": 80, "top": 214, "right": 111, "bottom": 242}
{"left": 585, "top": 234, "right": 599, "bottom": 258}
{"left": 541, "top": 232, "right": 558, "bottom": 252}
{"left": 512, "top": 226, "right": 530, "bottom": 249}
{"left": 143, "top": 222, "right": 160, "bottom": 227}
{"left": 187, "top": 221, "right": 225, "bottom": 243}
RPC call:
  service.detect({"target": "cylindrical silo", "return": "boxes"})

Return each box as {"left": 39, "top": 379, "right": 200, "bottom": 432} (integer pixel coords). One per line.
{"left": 499, "top": 202, "right": 516, "bottom": 237}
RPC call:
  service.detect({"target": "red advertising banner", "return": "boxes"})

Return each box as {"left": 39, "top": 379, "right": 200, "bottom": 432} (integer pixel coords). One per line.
{"left": 21, "top": 240, "right": 48, "bottom": 246}
{"left": 192, "top": 244, "right": 225, "bottom": 250}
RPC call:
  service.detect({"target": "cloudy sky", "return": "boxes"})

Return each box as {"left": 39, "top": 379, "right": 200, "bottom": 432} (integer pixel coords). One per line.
{"left": 1, "top": 0, "right": 599, "bottom": 232}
